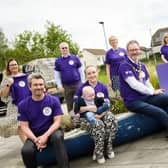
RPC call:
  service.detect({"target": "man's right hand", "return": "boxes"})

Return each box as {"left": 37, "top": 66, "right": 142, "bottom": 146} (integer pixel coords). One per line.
{"left": 58, "top": 87, "right": 64, "bottom": 93}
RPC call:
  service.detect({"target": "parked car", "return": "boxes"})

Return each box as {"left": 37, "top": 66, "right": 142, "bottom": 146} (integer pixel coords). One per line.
{"left": 0, "top": 72, "right": 7, "bottom": 116}
{"left": 22, "top": 58, "right": 64, "bottom": 103}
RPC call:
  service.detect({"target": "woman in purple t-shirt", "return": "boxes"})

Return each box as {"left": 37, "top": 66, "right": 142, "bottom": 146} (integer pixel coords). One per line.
{"left": 0, "top": 59, "right": 31, "bottom": 139}
{"left": 74, "top": 65, "right": 118, "bottom": 164}
{"left": 160, "top": 32, "right": 168, "bottom": 63}
{"left": 105, "top": 35, "right": 127, "bottom": 94}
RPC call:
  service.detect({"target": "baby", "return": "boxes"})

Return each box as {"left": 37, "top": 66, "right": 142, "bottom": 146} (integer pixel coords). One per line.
{"left": 75, "top": 86, "right": 110, "bottom": 124}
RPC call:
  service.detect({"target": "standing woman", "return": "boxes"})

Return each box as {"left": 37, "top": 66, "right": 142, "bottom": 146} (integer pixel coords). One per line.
{"left": 0, "top": 59, "right": 31, "bottom": 139}
{"left": 74, "top": 65, "right": 118, "bottom": 164}
{"left": 160, "top": 32, "right": 168, "bottom": 63}
{"left": 105, "top": 35, "right": 127, "bottom": 94}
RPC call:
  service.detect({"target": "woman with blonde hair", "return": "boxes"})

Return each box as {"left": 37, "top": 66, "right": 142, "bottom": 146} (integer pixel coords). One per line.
{"left": 160, "top": 32, "right": 168, "bottom": 63}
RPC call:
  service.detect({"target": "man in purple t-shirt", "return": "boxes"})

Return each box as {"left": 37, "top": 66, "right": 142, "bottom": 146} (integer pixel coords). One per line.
{"left": 119, "top": 40, "right": 168, "bottom": 136}
{"left": 54, "top": 42, "right": 85, "bottom": 113}
{"left": 18, "top": 73, "right": 69, "bottom": 168}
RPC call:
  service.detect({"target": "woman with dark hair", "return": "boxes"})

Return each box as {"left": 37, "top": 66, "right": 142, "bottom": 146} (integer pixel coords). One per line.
{"left": 0, "top": 59, "right": 31, "bottom": 139}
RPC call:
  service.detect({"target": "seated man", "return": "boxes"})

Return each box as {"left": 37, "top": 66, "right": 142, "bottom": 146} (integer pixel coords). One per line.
{"left": 74, "top": 86, "right": 110, "bottom": 125}
{"left": 18, "top": 73, "right": 69, "bottom": 168}
{"left": 119, "top": 40, "right": 168, "bottom": 137}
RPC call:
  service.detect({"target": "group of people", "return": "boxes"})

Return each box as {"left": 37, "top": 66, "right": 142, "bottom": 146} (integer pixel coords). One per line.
{"left": 1, "top": 33, "right": 168, "bottom": 168}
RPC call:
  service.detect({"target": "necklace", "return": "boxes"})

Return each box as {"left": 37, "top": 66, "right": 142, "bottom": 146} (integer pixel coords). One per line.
{"left": 127, "top": 62, "right": 145, "bottom": 82}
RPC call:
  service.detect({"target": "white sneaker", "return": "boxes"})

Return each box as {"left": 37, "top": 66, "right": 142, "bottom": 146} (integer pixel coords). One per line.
{"left": 97, "top": 156, "right": 105, "bottom": 164}
{"left": 107, "top": 151, "right": 115, "bottom": 159}
{"left": 92, "top": 153, "right": 96, "bottom": 161}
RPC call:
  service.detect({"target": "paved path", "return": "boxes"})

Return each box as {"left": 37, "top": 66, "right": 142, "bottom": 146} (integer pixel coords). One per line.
{"left": 1, "top": 131, "right": 168, "bottom": 168}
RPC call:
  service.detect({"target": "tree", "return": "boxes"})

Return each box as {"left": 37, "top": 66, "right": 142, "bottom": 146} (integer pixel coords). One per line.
{"left": 0, "top": 29, "right": 8, "bottom": 70}
{"left": 12, "top": 21, "right": 80, "bottom": 64}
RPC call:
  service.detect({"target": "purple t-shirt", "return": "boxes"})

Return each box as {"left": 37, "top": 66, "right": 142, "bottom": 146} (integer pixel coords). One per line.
{"left": 74, "top": 81, "right": 109, "bottom": 100}
{"left": 18, "top": 94, "right": 63, "bottom": 135}
{"left": 119, "top": 58, "right": 149, "bottom": 107}
{"left": 11, "top": 74, "right": 31, "bottom": 106}
{"left": 55, "top": 55, "right": 82, "bottom": 85}
{"left": 105, "top": 47, "right": 127, "bottom": 77}
{"left": 160, "top": 45, "right": 168, "bottom": 61}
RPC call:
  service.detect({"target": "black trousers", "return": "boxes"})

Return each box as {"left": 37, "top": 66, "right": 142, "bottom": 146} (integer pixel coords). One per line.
{"left": 21, "top": 129, "right": 69, "bottom": 168}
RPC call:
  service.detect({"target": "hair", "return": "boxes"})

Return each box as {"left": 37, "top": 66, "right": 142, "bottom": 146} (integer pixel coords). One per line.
{"left": 108, "top": 35, "right": 117, "bottom": 43}
{"left": 82, "top": 86, "right": 95, "bottom": 97}
{"left": 59, "top": 42, "right": 69, "bottom": 48}
{"left": 162, "top": 32, "right": 168, "bottom": 45}
{"left": 27, "top": 73, "right": 46, "bottom": 87}
{"left": 84, "top": 65, "right": 99, "bottom": 74}
{"left": 6, "top": 58, "right": 20, "bottom": 76}
{"left": 126, "top": 40, "right": 139, "bottom": 51}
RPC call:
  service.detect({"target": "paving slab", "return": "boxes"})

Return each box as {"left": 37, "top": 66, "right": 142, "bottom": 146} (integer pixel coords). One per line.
{"left": 1, "top": 131, "right": 168, "bottom": 168}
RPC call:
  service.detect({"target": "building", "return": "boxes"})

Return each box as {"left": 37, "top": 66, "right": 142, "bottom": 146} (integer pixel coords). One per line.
{"left": 81, "top": 48, "right": 106, "bottom": 66}
{"left": 151, "top": 27, "right": 168, "bottom": 54}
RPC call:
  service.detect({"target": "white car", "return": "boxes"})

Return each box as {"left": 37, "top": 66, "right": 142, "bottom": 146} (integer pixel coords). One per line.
{"left": 22, "top": 58, "right": 64, "bottom": 103}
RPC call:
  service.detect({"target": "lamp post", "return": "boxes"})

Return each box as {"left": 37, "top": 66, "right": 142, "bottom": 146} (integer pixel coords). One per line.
{"left": 98, "top": 21, "right": 108, "bottom": 50}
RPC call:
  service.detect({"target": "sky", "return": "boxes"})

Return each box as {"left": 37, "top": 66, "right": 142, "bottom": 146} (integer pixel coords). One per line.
{"left": 0, "top": 0, "right": 168, "bottom": 50}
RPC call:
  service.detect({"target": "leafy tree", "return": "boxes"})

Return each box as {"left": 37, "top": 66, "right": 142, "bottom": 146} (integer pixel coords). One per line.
{"left": 0, "top": 29, "right": 8, "bottom": 70}
{"left": 11, "top": 21, "right": 80, "bottom": 64}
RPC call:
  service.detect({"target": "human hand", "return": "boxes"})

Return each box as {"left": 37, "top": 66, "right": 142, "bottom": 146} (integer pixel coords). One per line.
{"left": 153, "top": 89, "right": 165, "bottom": 95}
{"left": 95, "top": 112, "right": 106, "bottom": 119}
{"left": 58, "top": 87, "right": 64, "bottom": 93}
{"left": 5, "top": 78, "right": 14, "bottom": 86}
{"left": 89, "top": 105, "right": 97, "bottom": 112}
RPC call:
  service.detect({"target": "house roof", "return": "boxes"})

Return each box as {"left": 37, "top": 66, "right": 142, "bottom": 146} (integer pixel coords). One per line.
{"left": 83, "top": 48, "right": 106, "bottom": 55}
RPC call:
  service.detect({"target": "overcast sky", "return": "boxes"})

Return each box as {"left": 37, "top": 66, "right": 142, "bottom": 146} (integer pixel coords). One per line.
{"left": 0, "top": 0, "right": 167, "bottom": 50}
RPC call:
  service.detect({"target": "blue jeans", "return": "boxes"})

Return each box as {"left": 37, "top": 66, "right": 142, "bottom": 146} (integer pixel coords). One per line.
{"left": 126, "top": 94, "right": 168, "bottom": 129}
{"left": 85, "top": 102, "right": 110, "bottom": 124}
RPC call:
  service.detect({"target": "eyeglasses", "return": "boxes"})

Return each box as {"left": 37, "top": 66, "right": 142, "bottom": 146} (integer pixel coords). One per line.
{"left": 128, "top": 48, "right": 140, "bottom": 52}
{"left": 9, "top": 63, "right": 18, "bottom": 67}
{"left": 61, "top": 47, "right": 68, "bottom": 50}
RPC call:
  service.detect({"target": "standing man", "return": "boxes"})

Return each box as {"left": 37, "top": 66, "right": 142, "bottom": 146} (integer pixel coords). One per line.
{"left": 18, "top": 73, "right": 69, "bottom": 168}
{"left": 119, "top": 40, "right": 168, "bottom": 136}
{"left": 105, "top": 35, "right": 127, "bottom": 95}
{"left": 54, "top": 42, "right": 85, "bottom": 113}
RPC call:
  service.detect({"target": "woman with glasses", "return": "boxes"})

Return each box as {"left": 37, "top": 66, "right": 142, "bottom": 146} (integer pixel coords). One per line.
{"left": 105, "top": 35, "right": 127, "bottom": 96}
{"left": 160, "top": 32, "right": 168, "bottom": 63}
{"left": 0, "top": 58, "right": 31, "bottom": 139}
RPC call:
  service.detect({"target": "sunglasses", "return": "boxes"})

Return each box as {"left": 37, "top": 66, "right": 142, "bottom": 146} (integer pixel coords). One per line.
{"left": 61, "top": 47, "right": 68, "bottom": 49}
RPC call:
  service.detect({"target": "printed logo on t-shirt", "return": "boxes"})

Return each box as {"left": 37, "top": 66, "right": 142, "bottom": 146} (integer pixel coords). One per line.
{"left": 69, "top": 60, "right": 74, "bottom": 65}
{"left": 119, "top": 52, "right": 125, "bottom": 56}
{"left": 19, "top": 81, "right": 26, "bottom": 87}
{"left": 96, "top": 92, "right": 104, "bottom": 98}
{"left": 43, "top": 107, "right": 52, "bottom": 116}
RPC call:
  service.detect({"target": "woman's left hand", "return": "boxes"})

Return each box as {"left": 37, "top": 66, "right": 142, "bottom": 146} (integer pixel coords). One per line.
{"left": 95, "top": 112, "right": 106, "bottom": 119}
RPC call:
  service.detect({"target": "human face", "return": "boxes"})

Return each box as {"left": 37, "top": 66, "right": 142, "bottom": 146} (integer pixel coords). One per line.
{"left": 84, "top": 91, "right": 95, "bottom": 101}
{"left": 29, "top": 78, "right": 45, "bottom": 98}
{"left": 8, "top": 60, "right": 19, "bottom": 75}
{"left": 85, "top": 66, "right": 98, "bottom": 84}
{"left": 109, "top": 36, "right": 118, "bottom": 49}
{"left": 59, "top": 42, "right": 69, "bottom": 56}
{"left": 127, "top": 43, "right": 141, "bottom": 62}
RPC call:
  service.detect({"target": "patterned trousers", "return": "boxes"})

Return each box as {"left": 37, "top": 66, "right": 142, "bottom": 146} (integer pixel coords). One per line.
{"left": 80, "top": 111, "right": 118, "bottom": 157}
